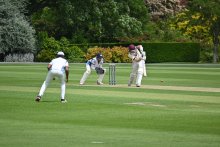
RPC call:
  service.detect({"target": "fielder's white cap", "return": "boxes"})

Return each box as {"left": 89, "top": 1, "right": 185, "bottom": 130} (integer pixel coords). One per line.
{"left": 57, "top": 51, "right": 64, "bottom": 56}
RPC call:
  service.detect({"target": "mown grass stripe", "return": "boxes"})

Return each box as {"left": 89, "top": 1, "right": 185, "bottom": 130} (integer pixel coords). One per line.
{"left": 1, "top": 85, "right": 219, "bottom": 104}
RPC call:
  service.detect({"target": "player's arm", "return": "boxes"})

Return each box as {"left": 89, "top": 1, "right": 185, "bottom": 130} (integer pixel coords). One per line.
{"left": 65, "top": 66, "right": 69, "bottom": 82}
{"left": 134, "top": 50, "right": 143, "bottom": 62}
{"left": 134, "top": 57, "right": 142, "bottom": 62}
{"left": 99, "top": 59, "right": 104, "bottom": 68}
{"left": 47, "top": 64, "right": 52, "bottom": 71}
{"left": 128, "top": 53, "right": 134, "bottom": 60}
{"left": 128, "top": 53, "right": 142, "bottom": 62}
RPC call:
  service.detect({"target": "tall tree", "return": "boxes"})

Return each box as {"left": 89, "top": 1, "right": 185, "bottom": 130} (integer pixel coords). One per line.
{"left": 29, "top": 0, "right": 149, "bottom": 43}
{"left": 0, "top": 0, "right": 36, "bottom": 59}
{"left": 187, "top": 0, "right": 220, "bottom": 63}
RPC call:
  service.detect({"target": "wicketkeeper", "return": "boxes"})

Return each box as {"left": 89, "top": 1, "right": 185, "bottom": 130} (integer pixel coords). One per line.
{"left": 80, "top": 53, "right": 106, "bottom": 85}
{"left": 36, "top": 51, "right": 69, "bottom": 103}
{"left": 128, "top": 44, "right": 146, "bottom": 87}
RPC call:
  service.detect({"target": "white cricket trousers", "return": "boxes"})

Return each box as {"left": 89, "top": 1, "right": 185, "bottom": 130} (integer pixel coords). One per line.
{"left": 38, "top": 70, "right": 66, "bottom": 99}
{"left": 80, "top": 64, "right": 105, "bottom": 84}
{"left": 128, "top": 61, "right": 144, "bottom": 86}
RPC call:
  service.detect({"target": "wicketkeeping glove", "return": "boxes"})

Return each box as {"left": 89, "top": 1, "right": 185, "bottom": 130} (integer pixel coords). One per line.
{"left": 95, "top": 67, "right": 105, "bottom": 74}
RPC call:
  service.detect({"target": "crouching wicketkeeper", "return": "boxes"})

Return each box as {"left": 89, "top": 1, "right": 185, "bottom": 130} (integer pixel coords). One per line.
{"left": 80, "top": 53, "right": 106, "bottom": 85}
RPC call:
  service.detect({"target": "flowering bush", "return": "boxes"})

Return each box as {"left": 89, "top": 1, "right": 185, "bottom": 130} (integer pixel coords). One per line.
{"left": 85, "top": 46, "right": 130, "bottom": 63}
{"left": 5, "top": 53, "right": 34, "bottom": 62}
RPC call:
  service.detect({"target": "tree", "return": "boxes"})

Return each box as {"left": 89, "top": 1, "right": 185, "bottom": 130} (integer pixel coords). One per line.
{"left": 143, "top": 0, "right": 190, "bottom": 42}
{"left": 187, "top": 0, "right": 220, "bottom": 63}
{"left": 0, "top": 0, "right": 36, "bottom": 60}
{"left": 145, "top": 0, "right": 187, "bottom": 20}
{"left": 29, "top": 0, "right": 149, "bottom": 43}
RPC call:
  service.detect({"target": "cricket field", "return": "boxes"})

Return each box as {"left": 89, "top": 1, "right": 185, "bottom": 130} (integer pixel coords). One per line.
{"left": 0, "top": 63, "right": 220, "bottom": 147}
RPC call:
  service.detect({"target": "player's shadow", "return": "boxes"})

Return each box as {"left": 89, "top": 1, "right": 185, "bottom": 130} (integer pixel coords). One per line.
{"left": 40, "top": 100, "right": 59, "bottom": 103}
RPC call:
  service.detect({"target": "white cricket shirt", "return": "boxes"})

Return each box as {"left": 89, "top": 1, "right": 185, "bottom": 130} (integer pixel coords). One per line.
{"left": 49, "top": 57, "right": 69, "bottom": 72}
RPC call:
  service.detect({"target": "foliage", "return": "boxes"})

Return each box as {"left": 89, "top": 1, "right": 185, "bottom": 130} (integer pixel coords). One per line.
{"left": 200, "top": 49, "right": 213, "bottom": 63}
{"left": 36, "top": 31, "right": 49, "bottom": 53}
{"left": 143, "top": 42, "right": 200, "bottom": 63}
{"left": 171, "top": 12, "right": 210, "bottom": 41}
{"left": 0, "top": 0, "right": 36, "bottom": 56}
{"left": 146, "top": 20, "right": 191, "bottom": 42}
{"left": 31, "top": 7, "right": 58, "bottom": 37}
{"left": 111, "top": 46, "right": 130, "bottom": 63}
{"left": 35, "top": 49, "right": 55, "bottom": 62}
{"left": 145, "top": 0, "right": 187, "bottom": 19}
{"left": 172, "top": 0, "right": 220, "bottom": 63}
{"left": 83, "top": 42, "right": 200, "bottom": 63}
{"left": 143, "top": 1, "right": 190, "bottom": 43}
{"left": 170, "top": 11, "right": 215, "bottom": 62}
{"left": 4, "top": 53, "right": 34, "bottom": 62}
{"left": 64, "top": 45, "right": 85, "bottom": 63}
{"left": 85, "top": 46, "right": 129, "bottom": 63}
{"left": 41, "top": 36, "right": 61, "bottom": 53}
{"left": 190, "top": 0, "right": 220, "bottom": 63}
{"left": 86, "top": 47, "right": 113, "bottom": 63}
{"left": 29, "top": 0, "right": 149, "bottom": 43}
{"left": 35, "top": 35, "right": 85, "bottom": 62}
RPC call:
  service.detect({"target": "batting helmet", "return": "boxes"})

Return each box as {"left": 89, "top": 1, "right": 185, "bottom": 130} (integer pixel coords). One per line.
{"left": 128, "top": 44, "right": 135, "bottom": 51}
{"left": 96, "top": 53, "right": 103, "bottom": 59}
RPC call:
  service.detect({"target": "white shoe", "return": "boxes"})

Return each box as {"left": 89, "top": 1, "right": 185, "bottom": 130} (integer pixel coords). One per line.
{"left": 61, "top": 99, "right": 67, "bottom": 103}
{"left": 79, "top": 83, "right": 84, "bottom": 85}
{"left": 97, "top": 81, "right": 103, "bottom": 85}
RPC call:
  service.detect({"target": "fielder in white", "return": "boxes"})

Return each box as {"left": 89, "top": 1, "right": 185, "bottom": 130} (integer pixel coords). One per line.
{"left": 36, "top": 51, "right": 69, "bottom": 103}
{"left": 128, "top": 44, "right": 146, "bottom": 87}
{"left": 80, "top": 53, "right": 106, "bottom": 85}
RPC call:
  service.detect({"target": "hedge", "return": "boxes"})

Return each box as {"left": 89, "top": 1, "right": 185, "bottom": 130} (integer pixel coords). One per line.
{"left": 142, "top": 43, "right": 200, "bottom": 63}
{"left": 37, "top": 42, "right": 200, "bottom": 63}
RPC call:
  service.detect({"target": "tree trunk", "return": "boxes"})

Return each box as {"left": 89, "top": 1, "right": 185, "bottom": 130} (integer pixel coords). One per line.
{"left": 213, "top": 43, "right": 219, "bottom": 63}
{"left": 212, "top": 24, "right": 219, "bottom": 63}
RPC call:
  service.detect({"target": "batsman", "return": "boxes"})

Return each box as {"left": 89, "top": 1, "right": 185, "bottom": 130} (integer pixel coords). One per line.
{"left": 80, "top": 53, "right": 106, "bottom": 85}
{"left": 128, "top": 44, "right": 146, "bottom": 87}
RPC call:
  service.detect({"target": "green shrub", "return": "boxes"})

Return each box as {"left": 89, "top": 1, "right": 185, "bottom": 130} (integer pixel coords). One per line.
{"left": 199, "top": 44, "right": 213, "bottom": 63}
{"left": 35, "top": 37, "right": 60, "bottom": 62}
{"left": 36, "top": 49, "right": 55, "bottom": 62}
{"left": 64, "top": 46, "right": 85, "bottom": 63}
{"left": 41, "top": 37, "right": 61, "bottom": 52}
{"left": 200, "top": 51, "right": 213, "bottom": 63}
{"left": 36, "top": 36, "right": 85, "bottom": 62}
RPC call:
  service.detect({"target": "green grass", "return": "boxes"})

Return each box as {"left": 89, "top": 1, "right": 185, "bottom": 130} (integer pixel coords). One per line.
{"left": 0, "top": 63, "right": 220, "bottom": 147}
